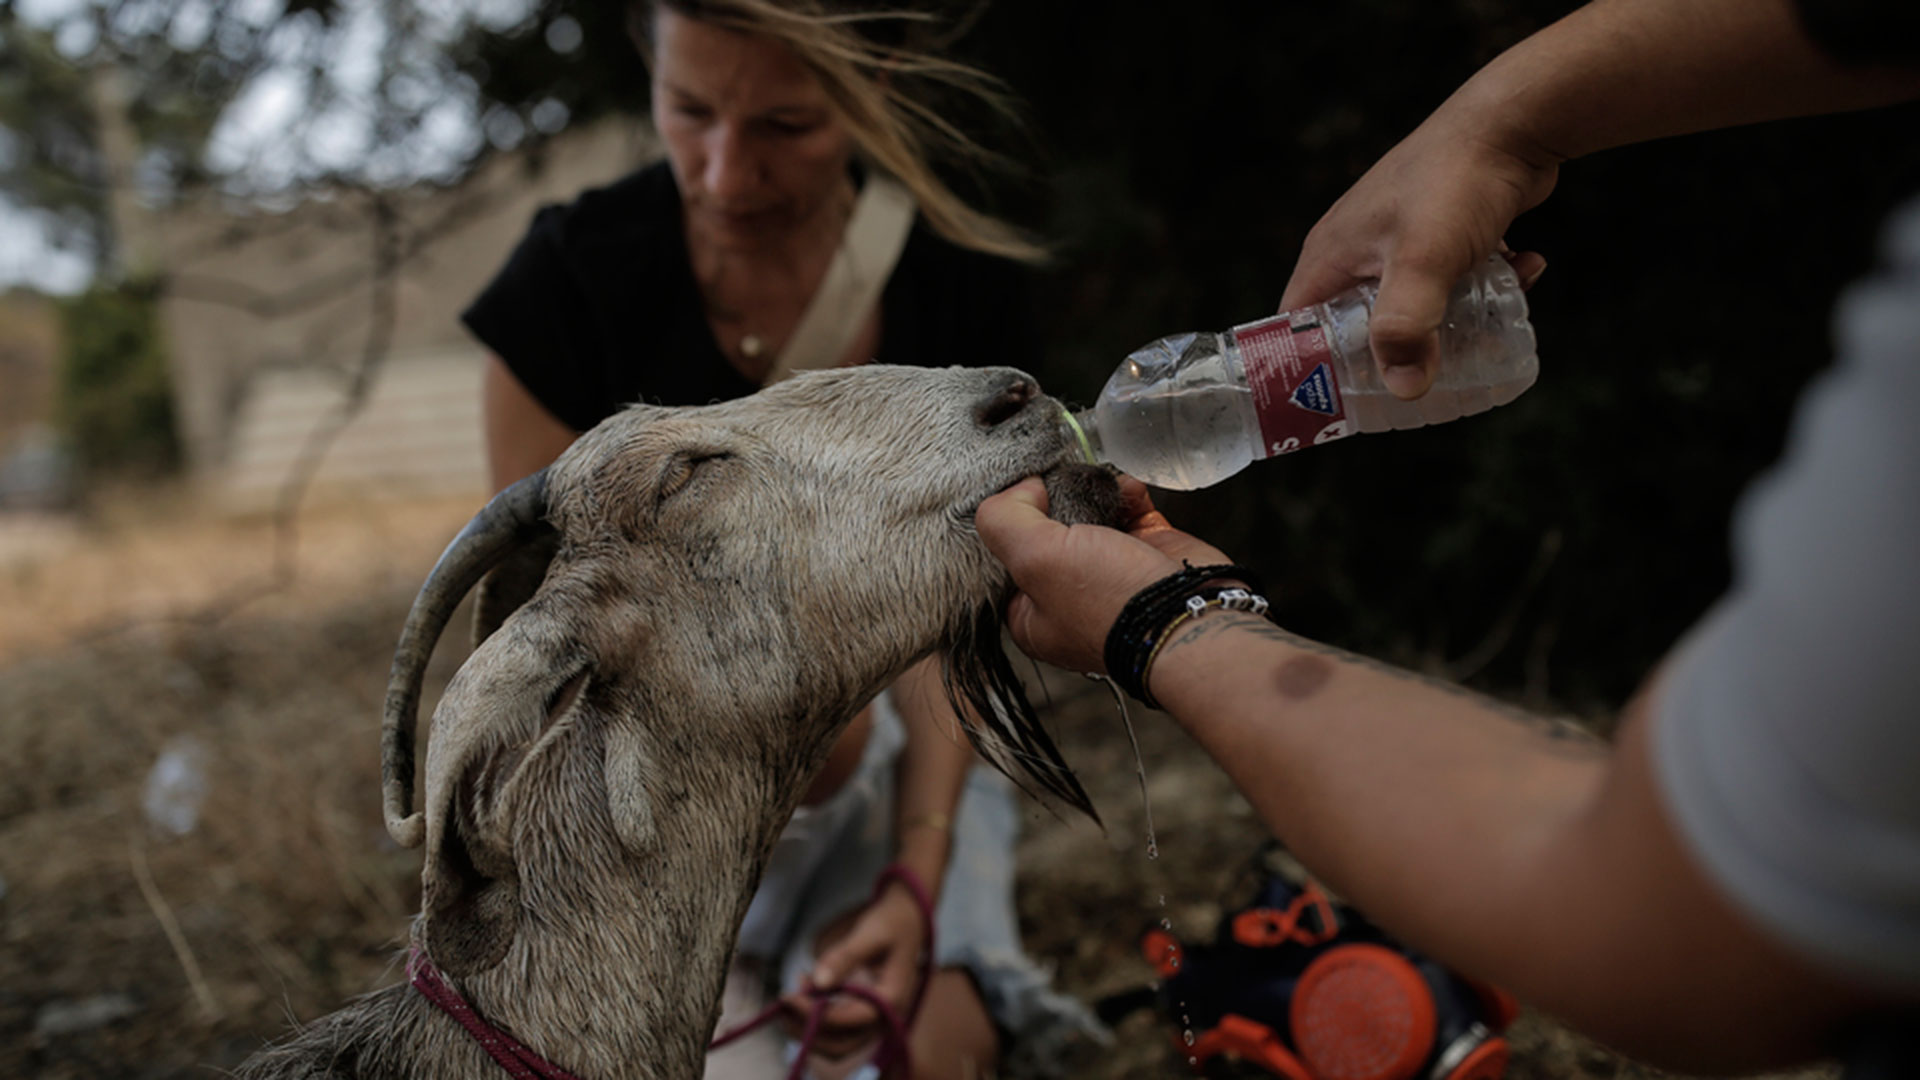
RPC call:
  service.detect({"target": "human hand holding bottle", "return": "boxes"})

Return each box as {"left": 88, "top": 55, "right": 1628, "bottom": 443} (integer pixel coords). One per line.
{"left": 1279, "top": 94, "right": 1555, "bottom": 402}
{"left": 1280, "top": 0, "right": 1920, "bottom": 403}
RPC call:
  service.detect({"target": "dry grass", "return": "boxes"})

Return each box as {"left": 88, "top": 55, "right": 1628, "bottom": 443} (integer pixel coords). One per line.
{"left": 0, "top": 492, "right": 1835, "bottom": 1079}
{"left": 0, "top": 486, "right": 479, "bottom": 660}
{"left": 1, "top": 493, "right": 475, "bottom": 1078}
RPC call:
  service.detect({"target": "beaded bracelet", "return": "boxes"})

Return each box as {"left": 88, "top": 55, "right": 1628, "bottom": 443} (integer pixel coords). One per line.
{"left": 1104, "top": 563, "right": 1272, "bottom": 709}
{"left": 1139, "top": 586, "right": 1271, "bottom": 698}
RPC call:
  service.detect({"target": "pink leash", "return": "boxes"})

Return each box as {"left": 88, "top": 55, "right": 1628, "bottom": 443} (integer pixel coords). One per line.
{"left": 409, "top": 863, "right": 935, "bottom": 1080}
{"left": 709, "top": 863, "right": 937, "bottom": 1080}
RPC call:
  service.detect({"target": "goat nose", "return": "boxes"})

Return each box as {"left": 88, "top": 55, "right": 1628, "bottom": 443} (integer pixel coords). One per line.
{"left": 974, "top": 374, "right": 1039, "bottom": 428}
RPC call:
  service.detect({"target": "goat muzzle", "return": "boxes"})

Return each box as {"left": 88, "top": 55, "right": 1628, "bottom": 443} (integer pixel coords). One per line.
{"left": 972, "top": 373, "right": 1040, "bottom": 429}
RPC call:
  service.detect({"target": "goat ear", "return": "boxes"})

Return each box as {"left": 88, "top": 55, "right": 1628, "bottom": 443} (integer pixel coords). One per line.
{"left": 421, "top": 744, "right": 522, "bottom": 976}
{"left": 418, "top": 624, "right": 585, "bottom": 976}
{"left": 603, "top": 721, "right": 659, "bottom": 854}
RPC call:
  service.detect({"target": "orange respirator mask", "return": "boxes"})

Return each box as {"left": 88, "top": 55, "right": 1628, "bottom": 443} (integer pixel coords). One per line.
{"left": 1097, "top": 854, "right": 1518, "bottom": 1080}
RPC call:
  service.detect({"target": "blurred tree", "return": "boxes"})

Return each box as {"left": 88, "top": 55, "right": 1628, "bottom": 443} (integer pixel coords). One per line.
{"left": 0, "top": 1, "right": 313, "bottom": 276}
{"left": 448, "top": 0, "right": 647, "bottom": 146}
{"left": 0, "top": 0, "right": 555, "bottom": 280}
{"left": 0, "top": 16, "right": 102, "bottom": 264}
{"left": 2, "top": 0, "right": 549, "bottom": 487}
{"left": 56, "top": 275, "right": 177, "bottom": 477}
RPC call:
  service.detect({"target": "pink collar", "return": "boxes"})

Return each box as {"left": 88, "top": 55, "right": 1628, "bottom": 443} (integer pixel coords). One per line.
{"left": 409, "top": 948, "right": 584, "bottom": 1080}
{"left": 408, "top": 862, "right": 934, "bottom": 1080}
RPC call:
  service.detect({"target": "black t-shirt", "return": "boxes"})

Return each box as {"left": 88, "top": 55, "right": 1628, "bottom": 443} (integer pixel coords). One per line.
{"left": 462, "top": 161, "right": 1039, "bottom": 432}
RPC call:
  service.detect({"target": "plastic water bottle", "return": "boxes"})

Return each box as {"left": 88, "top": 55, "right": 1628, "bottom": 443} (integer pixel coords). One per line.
{"left": 1061, "top": 254, "right": 1538, "bottom": 490}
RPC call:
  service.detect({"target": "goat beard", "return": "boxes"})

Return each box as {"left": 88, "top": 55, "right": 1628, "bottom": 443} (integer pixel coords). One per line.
{"left": 943, "top": 601, "right": 1099, "bottom": 823}
{"left": 938, "top": 463, "right": 1125, "bottom": 823}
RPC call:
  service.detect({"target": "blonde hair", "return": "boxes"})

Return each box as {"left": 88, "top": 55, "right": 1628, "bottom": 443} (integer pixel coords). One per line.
{"left": 630, "top": 0, "right": 1048, "bottom": 265}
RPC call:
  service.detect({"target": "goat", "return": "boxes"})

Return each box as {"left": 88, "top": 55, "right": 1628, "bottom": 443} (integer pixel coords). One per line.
{"left": 236, "top": 364, "right": 1121, "bottom": 1079}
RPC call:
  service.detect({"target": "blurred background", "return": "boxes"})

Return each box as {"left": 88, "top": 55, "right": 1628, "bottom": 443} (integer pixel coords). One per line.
{"left": 3, "top": 1, "right": 1916, "bottom": 1077}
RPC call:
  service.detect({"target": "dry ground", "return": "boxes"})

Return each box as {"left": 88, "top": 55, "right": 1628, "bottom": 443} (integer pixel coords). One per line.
{"left": 0, "top": 494, "right": 1832, "bottom": 1079}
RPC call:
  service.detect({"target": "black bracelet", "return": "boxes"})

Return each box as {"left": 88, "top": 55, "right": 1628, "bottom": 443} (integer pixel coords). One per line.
{"left": 1104, "top": 563, "right": 1269, "bottom": 709}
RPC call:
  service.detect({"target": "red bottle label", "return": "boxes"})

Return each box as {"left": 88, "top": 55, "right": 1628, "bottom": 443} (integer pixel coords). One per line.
{"left": 1235, "top": 313, "right": 1352, "bottom": 457}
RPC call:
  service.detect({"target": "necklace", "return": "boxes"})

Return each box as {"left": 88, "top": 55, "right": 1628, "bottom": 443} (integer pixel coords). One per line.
{"left": 692, "top": 183, "right": 857, "bottom": 370}
{"left": 702, "top": 292, "right": 769, "bottom": 363}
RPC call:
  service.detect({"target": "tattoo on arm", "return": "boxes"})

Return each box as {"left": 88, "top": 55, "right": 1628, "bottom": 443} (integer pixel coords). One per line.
{"left": 1163, "top": 613, "right": 1606, "bottom": 749}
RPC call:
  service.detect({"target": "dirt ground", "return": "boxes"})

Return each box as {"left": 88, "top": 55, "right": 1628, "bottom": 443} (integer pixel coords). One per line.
{"left": 0, "top": 496, "right": 1833, "bottom": 1080}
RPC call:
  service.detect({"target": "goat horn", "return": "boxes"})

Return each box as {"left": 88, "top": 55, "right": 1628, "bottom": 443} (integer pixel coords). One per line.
{"left": 382, "top": 469, "right": 553, "bottom": 848}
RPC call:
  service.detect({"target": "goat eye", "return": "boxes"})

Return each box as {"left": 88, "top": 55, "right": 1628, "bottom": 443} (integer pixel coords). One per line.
{"left": 657, "top": 450, "right": 732, "bottom": 501}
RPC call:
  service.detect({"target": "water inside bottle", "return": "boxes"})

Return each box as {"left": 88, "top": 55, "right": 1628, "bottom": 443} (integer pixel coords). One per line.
{"left": 1073, "top": 254, "right": 1538, "bottom": 488}
{"left": 1090, "top": 333, "right": 1261, "bottom": 490}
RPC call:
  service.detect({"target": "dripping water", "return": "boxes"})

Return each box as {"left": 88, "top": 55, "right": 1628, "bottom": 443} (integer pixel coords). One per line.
{"left": 1105, "top": 677, "right": 1158, "bottom": 859}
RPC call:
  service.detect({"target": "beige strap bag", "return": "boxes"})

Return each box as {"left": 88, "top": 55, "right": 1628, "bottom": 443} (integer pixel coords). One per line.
{"left": 762, "top": 173, "right": 917, "bottom": 384}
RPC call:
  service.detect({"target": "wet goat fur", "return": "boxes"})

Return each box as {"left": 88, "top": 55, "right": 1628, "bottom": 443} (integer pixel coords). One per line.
{"left": 237, "top": 365, "right": 1122, "bottom": 1079}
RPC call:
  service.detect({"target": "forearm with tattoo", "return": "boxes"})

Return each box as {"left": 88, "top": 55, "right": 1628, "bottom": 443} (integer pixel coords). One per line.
{"left": 1157, "top": 611, "right": 1606, "bottom": 751}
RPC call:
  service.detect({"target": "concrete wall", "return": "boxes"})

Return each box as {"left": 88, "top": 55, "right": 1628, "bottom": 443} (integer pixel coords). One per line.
{"left": 157, "top": 120, "right": 661, "bottom": 508}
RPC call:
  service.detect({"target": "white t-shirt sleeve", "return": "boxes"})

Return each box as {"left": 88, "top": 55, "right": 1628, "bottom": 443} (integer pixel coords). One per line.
{"left": 1654, "top": 198, "right": 1920, "bottom": 989}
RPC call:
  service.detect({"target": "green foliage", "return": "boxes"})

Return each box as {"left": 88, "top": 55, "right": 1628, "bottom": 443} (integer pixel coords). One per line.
{"left": 0, "top": 5, "right": 310, "bottom": 272}
{"left": 55, "top": 277, "right": 178, "bottom": 479}
{"left": 0, "top": 17, "right": 107, "bottom": 260}
{"left": 450, "top": 0, "right": 649, "bottom": 146}
{"left": 1, "top": 0, "right": 463, "bottom": 277}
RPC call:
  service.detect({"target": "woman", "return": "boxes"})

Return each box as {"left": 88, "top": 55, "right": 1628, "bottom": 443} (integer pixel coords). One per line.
{"left": 461, "top": 2, "right": 1094, "bottom": 1078}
